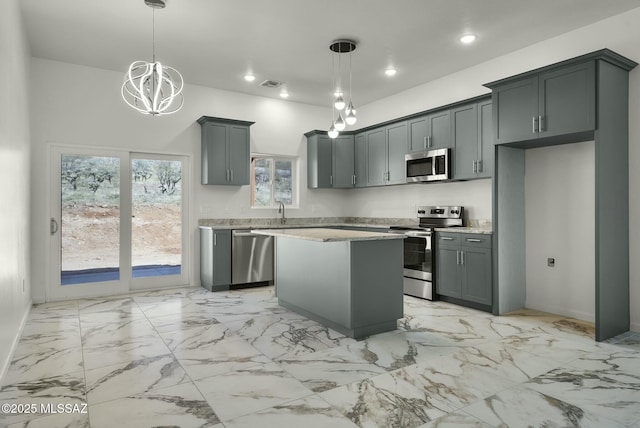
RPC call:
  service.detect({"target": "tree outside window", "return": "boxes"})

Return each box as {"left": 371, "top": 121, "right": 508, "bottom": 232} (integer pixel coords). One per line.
{"left": 251, "top": 156, "right": 297, "bottom": 207}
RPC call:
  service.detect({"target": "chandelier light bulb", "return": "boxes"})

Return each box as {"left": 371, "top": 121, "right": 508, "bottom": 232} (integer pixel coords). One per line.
{"left": 328, "top": 123, "right": 339, "bottom": 139}
{"left": 335, "top": 113, "right": 346, "bottom": 131}
{"left": 345, "top": 101, "right": 357, "bottom": 125}
{"left": 334, "top": 94, "right": 346, "bottom": 111}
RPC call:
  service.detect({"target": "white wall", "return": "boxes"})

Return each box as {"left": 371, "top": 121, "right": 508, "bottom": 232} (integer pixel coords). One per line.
{"left": 353, "top": 8, "right": 640, "bottom": 331}
{"left": 347, "top": 179, "right": 492, "bottom": 222}
{"left": 524, "top": 142, "right": 595, "bottom": 321}
{"left": 29, "top": 58, "right": 347, "bottom": 303}
{"left": 0, "top": 0, "right": 32, "bottom": 382}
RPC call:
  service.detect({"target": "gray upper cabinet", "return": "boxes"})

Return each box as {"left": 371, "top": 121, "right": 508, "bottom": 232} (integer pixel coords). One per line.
{"left": 333, "top": 135, "right": 355, "bottom": 188}
{"left": 453, "top": 99, "right": 493, "bottom": 180}
{"left": 354, "top": 132, "right": 367, "bottom": 188}
{"left": 306, "top": 133, "right": 355, "bottom": 188}
{"left": 408, "top": 110, "right": 452, "bottom": 153}
{"left": 452, "top": 104, "right": 478, "bottom": 180}
{"left": 365, "top": 122, "right": 408, "bottom": 186}
{"left": 386, "top": 121, "right": 408, "bottom": 185}
{"left": 365, "top": 128, "right": 386, "bottom": 186}
{"left": 307, "top": 134, "right": 332, "bottom": 188}
{"left": 198, "top": 116, "right": 254, "bottom": 185}
{"left": 492, "top": 61, "right": 595, "bottom": 145}
{"left": 478, "top": 100, "right": 494, "bottom": 177}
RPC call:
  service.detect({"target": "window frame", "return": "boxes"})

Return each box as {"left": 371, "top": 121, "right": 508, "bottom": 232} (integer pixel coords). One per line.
{"left": 250, "top": 154, "right": 299, "bottom": 209}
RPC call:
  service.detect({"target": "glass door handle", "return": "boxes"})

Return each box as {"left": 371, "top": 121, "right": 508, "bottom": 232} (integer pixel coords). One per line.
{"left": 50, "top": 218, "right": 59, "bottom": 235}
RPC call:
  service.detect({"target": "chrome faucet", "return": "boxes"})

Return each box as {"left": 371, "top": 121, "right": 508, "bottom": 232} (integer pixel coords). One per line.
{"left": 276, "top": 201, "right": 285, "bottom": 224}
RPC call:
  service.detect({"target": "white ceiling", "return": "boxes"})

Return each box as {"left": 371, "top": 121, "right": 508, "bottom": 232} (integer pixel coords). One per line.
{"left": 20, "top": 0, "right": 640, "bottom": 107}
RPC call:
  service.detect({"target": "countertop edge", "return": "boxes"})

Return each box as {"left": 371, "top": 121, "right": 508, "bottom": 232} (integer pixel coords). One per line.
{"left": 251, "top": 228, "right": 406, "bottom": 242}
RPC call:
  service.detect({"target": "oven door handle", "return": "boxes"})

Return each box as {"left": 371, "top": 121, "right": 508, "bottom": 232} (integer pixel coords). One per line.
{"left": 404, "top": 231, "right": 432, "bottom": 238}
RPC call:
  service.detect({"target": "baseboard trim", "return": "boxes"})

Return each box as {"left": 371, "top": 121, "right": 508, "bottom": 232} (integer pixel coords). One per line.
{"left": 0, "top": 303, "right": 31, "bottom": 388}
{"left": 525, "top": 300, "right": 595, "bottom": 323}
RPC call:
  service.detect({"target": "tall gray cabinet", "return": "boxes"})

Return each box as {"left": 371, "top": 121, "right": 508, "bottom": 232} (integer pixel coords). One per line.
{"left": 198, "top": 116, "right": 254, "bottom": 185}
{"left": 485, "top": 49, "right": 637, "bottom": 341}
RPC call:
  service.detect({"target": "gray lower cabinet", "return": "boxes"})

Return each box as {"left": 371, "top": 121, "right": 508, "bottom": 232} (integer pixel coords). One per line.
{"left": 436, "top": 232, "right": 492, "bottom": 308}
{"left": 492, "top": 61, "right": 595, "bottom": 145}
{"left": 306, "top": 133, "right": 355, "bottom": 188}
{"left": 452, "top": 100, "right": 493, "bottom": 179}
{"left": 407, "top": 110, "right": 452, "bottom": 153}
{"left": 365, "top": 121, "right": 408, "bottom": 186}
{"left": 199, "top": 227, "right": 231, "bottom": 291}
{"left": 198, "top": 116, "right": 254, "bottom": 185}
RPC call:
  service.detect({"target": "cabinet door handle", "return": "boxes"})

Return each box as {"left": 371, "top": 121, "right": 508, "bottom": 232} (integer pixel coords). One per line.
{"left": 461, "top": 251, "right": 465, "bottom": 265}
{"left": 466, "top": 238, "right": 482, "bottom": 242}
{"left": 532, "top": 116, "right": 537, "bottom": 133}
{"left": 456, "top": 250, "right": 460, "bottom": 265}
{"left": 330, "top": 175, "right": 333, "bottom": 185}
{"left": 230, "top": 169, "right": 234, "bottom": 182}
{"left": 352, "top": 175, "right": 356, "bottom": 185}
{"left": 213, "top": 233, "right": 217, "bottom": 246}
{"left": 477, "top": 160, "right": 482, "bottom": 173}
{"left": 473, "top": 160, "right": 477, "bottom": 174}
{"left": 539, "top": 115, "right": 544, "bottom": 132}
{"left": 441, "top": 237, "right": 454, "bottom": 241}
{"left": 423, "top": 136, "right": 427, "bottom": 149}
{"left": 427, "top": 135, "right": 432, "bottom": 148}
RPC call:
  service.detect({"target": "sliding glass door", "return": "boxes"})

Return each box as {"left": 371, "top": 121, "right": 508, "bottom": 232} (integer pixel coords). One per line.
{"left": 49, "top": 147, "right": 188, "bottom": 300}
{"left": 130, "top": 154, "right": 188, "bottom": 290}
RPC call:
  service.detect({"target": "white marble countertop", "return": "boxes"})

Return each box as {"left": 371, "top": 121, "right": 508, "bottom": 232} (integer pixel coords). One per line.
{"left": 434, "top": 227, "right": 493, "bottom": 235}
{"left": 251, "top": 228, "right": 406, "bottom": 242}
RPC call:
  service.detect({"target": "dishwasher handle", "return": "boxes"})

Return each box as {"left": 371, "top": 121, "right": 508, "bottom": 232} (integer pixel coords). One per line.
{"left": 233, "top": 230, "right": 257, "bottom": 237}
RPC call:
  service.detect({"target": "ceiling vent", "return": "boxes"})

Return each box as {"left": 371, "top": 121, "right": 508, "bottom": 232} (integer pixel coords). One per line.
{"left": 260, "top": 80, "right": 284, "bottom": 89}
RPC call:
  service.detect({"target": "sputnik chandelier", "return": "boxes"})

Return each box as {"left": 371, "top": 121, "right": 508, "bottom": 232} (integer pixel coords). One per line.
{"left": 122, "top": 0, "right": 184, "bottom": 116}
{"left": 328, "top": 39, "right": 357, "bottom": 138}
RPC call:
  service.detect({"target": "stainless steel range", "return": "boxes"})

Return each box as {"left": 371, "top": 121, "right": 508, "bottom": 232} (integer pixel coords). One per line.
{"left": 390, "top": 206, "right": 464, "bottom": 300}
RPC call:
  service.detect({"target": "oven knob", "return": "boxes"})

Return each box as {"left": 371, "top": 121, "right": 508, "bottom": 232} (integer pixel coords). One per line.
{"left": 418, "top": 210, "right": 425, "bottom": 214}
{"left": 451, "top": 209, "right": 458, "bottom": 214}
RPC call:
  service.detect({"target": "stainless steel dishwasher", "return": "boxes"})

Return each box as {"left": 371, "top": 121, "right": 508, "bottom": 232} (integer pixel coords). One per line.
{"left": 232, "top": 229, "right": 274, "bottom": 285}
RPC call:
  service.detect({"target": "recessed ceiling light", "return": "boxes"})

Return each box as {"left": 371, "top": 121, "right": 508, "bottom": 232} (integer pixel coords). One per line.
{"left": 385, "top": 68, "right": 397, "bottom": 77}
{"left": 244, "top": 74, "right": 256, "bottom": 82}
{"left": 279, "top": 91, "right": 289, "bottom": 98}
{"left": 460, "top": 34, "right": 477, "bottom": 44}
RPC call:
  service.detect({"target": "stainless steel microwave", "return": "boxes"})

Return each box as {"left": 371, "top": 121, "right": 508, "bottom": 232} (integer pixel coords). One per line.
{"left": 405, "top": 148, "right": 450, "bottom": 182}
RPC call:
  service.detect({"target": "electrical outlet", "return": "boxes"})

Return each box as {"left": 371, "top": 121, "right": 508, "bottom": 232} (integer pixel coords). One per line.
{"left": 547, "top": 258, "right": 555, "bottom": 267}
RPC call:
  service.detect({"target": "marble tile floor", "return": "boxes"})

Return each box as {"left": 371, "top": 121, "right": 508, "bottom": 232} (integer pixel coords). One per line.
{"left": 1, "top": 285, "right": 639, "bottom": 428}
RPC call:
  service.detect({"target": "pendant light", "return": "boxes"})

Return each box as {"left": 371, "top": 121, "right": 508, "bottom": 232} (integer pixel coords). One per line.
{"left": 345, "top": 45, "right": 357, "bottom": 125}
{"left": 122, "top": 0, "right": 184, "bottom": 116}
{"left": 328, "top": 48, "right": 339, "bottom": 139}
{"left": 329, "top": 40, "right": 357, "bottom": 132}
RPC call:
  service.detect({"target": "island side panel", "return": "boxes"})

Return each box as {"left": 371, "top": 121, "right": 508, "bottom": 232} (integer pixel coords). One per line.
{"left": 275, "top": 238, "right": 352, "bottom": 328}
{"left": 350, "top": 239, "right": 404, "bottom": 337}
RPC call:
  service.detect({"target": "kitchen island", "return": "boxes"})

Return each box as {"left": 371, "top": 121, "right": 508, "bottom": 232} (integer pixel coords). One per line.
{"left": 252, "top": 228, "right": 405, "bottom": 339}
